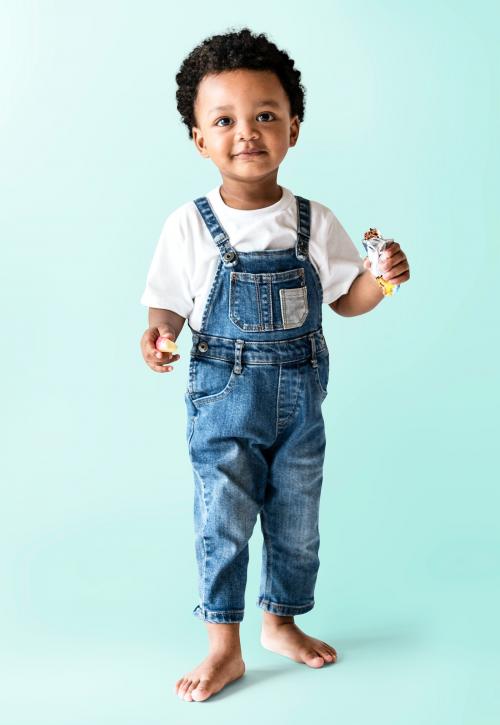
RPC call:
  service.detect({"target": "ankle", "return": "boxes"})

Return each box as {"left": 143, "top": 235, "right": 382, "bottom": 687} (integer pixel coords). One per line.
{"left": 262, "top": 612, "right": 295, "bottom": 629}
{"left": 206, "top": 622, "right": 242, "bottom": 655}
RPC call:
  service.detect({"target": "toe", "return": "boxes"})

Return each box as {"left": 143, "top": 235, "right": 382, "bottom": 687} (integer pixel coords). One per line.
{"left": 320, "top": 641, "right": 337, "bottom": 660}
{"left": 174, "top": 676, "right": 184, "bottom": 694}
{"left": 191, "top": 678, "right": 212, "bottom": 702}
{"left": 304, "top": 650, "right": 325, "bottom": 668}
{"left": 184, "top": 679, "right": 200, "bottom": 702}
{"left": 178, "top": 678, "right": 190, "bottom": 699}
{"left": 317, "top": 645, "right": 334, "bottom": 663}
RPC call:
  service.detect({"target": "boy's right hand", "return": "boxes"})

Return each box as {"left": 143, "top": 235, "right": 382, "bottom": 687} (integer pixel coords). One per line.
{"left": 140, "top": 324, "right": 181, "bottom": 374}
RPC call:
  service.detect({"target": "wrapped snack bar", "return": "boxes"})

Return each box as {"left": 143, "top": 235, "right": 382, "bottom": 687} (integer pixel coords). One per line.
{"left": 362, "top": 228, "right": 400, "bottom": 297}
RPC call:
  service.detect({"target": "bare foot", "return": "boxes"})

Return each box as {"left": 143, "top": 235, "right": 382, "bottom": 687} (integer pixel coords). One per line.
{"left": 174, "top": 622, "right": 245, "bottom": 702}
{"left": 174, "top": 650, "right": 245, "bottom": 702}
{"left": 260, "top": 613, "right": 337, "bottom": 668}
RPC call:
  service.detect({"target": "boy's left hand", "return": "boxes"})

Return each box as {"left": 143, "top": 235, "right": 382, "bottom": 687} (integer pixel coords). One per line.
{"left": 363, "top": 242, "right": 410, "bottom": 286}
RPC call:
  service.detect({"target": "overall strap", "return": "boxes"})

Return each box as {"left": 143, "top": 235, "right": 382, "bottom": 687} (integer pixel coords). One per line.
{"left": 193, "top": 196, "right": 238, "bottom": 267}
{"left": 294, "top": 196, "right": 311, "bottom": 260}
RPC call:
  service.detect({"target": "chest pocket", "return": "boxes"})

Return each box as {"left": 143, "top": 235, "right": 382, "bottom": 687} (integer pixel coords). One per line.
{"left": 229, "top": 267, "right": 309, "bottom": 332}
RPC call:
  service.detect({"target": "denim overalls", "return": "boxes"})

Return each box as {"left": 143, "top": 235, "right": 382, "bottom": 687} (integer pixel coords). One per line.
{"left": 184, "top": 193, "right": 329, "bottom": 623}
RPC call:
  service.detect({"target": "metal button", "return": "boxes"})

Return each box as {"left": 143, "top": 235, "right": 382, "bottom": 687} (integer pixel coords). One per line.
{"left": 223, "top": 250, "right": 235, "bottom": 263}
{"left": 197, "top": 341, "right": 208, "bottom": 353}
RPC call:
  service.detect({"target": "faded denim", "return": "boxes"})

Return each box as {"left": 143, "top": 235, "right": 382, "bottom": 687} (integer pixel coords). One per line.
{"left": 184, "top": 194, "right": 329, "bottom": 623}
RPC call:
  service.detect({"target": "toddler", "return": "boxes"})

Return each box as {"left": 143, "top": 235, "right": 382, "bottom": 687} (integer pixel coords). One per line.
{"left": 140, "top": 27, "right": 410, "bottom": 702}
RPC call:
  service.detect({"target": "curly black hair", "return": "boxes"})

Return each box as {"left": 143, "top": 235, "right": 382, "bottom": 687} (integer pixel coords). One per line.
{"left": 175, "top": 27, "right": 306, "bottom": 139}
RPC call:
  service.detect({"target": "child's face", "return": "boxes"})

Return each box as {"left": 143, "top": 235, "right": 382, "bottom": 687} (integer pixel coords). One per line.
{"left": 192, "top": 69, "right": 299, "bottom": 183}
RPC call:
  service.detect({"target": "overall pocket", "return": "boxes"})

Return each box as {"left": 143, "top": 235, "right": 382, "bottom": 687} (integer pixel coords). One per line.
{"left": 187, "top": 356, "right": 239, "bottom": 407}
{"left": 229, "top": 267, "right": 309, "bottom": 332}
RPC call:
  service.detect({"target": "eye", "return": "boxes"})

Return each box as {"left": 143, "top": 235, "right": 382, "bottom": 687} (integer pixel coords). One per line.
{"left": 257, "top": 112, "right": 275, "bottom": 121}
{"left": 214, "top": 112, "right": 276, "bottom": 127}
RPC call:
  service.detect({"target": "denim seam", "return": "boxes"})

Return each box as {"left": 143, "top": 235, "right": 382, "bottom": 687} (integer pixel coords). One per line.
{"left": 194, "top": 607, "right": 245, "bottom": 623}
{"left": 267, "top": 279, "right": 273, "bottom": 331}
{"left": 193, "top": 354, "right": 317, "bottom": 365}
{"left": 230, "top": 267, "right": 305, "bottom": 282}
{"left": 199, "top": 259, "right": 223, "bottom": 332}
{"left": 314, "top": 365, "right": 328, "bottom": 398}
{"left": 255, "top": 278, "right": 263, "bottom": 329}
{"left": 191, "top": 327, "right": 326, "bottom": 346}
{"left": 190, "top": 371, "right": 238, "bottom": 408}
{"left": 259, "top": 511, "right": 274, "bottom": 603}
{"left": 307, "top": 246, "right": 325, "bottom": 319}
{"left": 197, "top": 607, "right": 245, "bottom": 614}
{"left": 275, "top": 365, "right": 282, "bottom": 440}
{"left": 276, "top": 364, "right": 301, "bottom": 433}
{"left": 187, "top": 414, "right": 196, "bottom": 454}
{"left": 257, "top": 598, "right": 314, "bottom": 612}
{"left": 197, "top": 469, "right": 208, "bottom": 612}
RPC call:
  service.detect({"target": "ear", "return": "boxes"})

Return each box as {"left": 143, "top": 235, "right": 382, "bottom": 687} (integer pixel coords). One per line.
{"left": 289, "top": 115, "right": 300, "bottom": 148}
{"left": 192, "top": 126, "right": 210, "bottom": 158}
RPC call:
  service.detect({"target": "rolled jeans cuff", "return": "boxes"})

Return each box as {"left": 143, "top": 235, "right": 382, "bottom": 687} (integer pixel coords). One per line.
{"left": 193, "top": 604, "right": 244, "bottom": 623}
{"left": 256, "top": 597, "right": 315, "bottom": 616}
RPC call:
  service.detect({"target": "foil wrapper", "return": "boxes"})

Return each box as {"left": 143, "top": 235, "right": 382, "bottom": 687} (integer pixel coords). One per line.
{"left": 362, "top": 228, "right": 399, "bottom": 297}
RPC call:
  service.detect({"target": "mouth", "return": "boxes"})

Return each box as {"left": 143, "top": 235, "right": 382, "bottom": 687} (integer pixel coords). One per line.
{"left": 234, "top": 151, "right": 266, "bottom": 159}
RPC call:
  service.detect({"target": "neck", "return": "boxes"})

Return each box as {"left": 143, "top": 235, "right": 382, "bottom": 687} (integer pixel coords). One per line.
{"left": 219, "top": 175, "right": 283, "bottom": 210}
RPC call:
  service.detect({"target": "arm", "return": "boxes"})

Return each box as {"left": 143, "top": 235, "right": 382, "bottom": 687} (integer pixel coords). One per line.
{"left": 330, "top": 241, "right": 410, "bottom": 317}
{"left": 329, "top": 269, "right": 384, "bottom": 317}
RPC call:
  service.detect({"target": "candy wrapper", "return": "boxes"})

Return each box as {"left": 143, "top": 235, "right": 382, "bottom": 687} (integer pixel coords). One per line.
{"left": 362, "top": 228, "right": 400, "bottom": 297}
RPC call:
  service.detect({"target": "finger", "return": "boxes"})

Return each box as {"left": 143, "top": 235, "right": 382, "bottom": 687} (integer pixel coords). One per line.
{"left": 387, "top": 269, "right": 410, "bottom": 284}
{"left": 384, "top": 261, "right": 409, "bottom": 281}
{"left": 380, "top": 243, "right": 400, "bottom": 265}
{"left": 145, "top": 330, "right": 160, "bottom": 355}
{"left": 380, "top": 242, "right": 403, "bottom": 261}
{"left": 151, "top": 352, "right": 180, "bottom": 364}
{"left": 382, "top": 241, "right": 400, "bottom": 258}
{"left": 379, "top": 251, "right": 406, "bottom": 275}
{"left": 148, "top": 362, "right": 175, "bottom": 373}
{"left": 157, "top": 326, "right": 175, "bottom": 339}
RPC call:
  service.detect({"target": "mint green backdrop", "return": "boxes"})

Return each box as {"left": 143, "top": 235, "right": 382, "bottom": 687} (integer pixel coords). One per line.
{"left": 1, "top": 1, "right": 498, "bottom": 723}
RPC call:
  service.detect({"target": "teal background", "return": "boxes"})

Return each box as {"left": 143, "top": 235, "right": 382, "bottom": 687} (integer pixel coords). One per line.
{"left": 1, "top": 0, "right": 498, "bottom": 722}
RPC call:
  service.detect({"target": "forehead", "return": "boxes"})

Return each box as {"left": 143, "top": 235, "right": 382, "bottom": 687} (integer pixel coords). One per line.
{"left": 195, "top": 69, "right": 289, "bottom": 114}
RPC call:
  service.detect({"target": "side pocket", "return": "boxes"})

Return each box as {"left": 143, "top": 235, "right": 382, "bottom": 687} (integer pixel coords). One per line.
{"left": 313, "top": 350, "right": 330, "bottom": 399}
{"left": 187, "top": 356, "right": 239, "bottom": 407}
{"left": 184, "top": 391, "right": 197, "bottom": 459}
{"left": 187, "top": 416, "right": 196, "bottom": 451}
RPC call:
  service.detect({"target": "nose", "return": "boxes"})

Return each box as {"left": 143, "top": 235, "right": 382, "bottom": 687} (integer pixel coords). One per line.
{"left": 236, "top": 117, "right": 259, "bottom": 140}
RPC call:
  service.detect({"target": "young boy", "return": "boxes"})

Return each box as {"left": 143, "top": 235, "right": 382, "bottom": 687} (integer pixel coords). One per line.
{"left": 140, "top": 28, "right": 409, "bottom": 702}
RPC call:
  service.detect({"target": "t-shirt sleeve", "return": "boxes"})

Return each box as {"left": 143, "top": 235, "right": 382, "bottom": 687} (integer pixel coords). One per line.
{"left": 139, "top": 210, "right": 194, "bottom": 319}
{"left": 317, "top": 210, "right": 365, "bottom": 305}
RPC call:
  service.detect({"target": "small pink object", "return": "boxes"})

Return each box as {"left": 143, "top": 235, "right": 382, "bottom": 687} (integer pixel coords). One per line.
{"left": 156, "top": 336, "right": 178, "bottom": 353}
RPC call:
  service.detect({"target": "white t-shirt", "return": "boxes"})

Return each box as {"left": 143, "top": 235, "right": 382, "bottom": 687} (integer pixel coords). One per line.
{"left": 140, "top": 185, "right": 365, "bottom": 332}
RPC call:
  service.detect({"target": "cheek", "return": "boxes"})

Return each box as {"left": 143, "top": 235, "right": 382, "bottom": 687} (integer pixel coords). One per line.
{"left": 267, "top": 126, "right": 291, "bottom": 147}
{"left": 210, "top": 134, "right": 230, "bottom": 154}
{"left": 270, "top": 134, "right": 292, "bottom": 156}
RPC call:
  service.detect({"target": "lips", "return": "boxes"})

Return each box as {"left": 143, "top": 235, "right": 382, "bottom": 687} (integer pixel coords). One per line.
{"left": 235, "top": 149, "right": 265, "bottom": 156}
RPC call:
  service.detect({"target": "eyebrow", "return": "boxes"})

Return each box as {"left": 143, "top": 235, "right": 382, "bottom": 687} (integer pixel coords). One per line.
{"left": 208, "top": 99, "right": 282, "bottom": 114}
